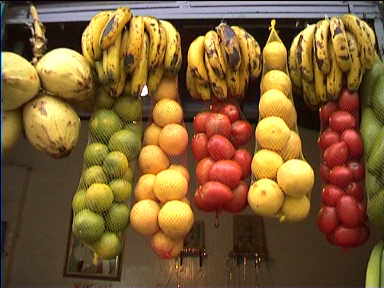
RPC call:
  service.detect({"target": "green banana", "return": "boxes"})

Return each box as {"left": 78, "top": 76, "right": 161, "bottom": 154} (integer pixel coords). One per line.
{"left": 365, "top": 240, "right": 383, "bottom": 288}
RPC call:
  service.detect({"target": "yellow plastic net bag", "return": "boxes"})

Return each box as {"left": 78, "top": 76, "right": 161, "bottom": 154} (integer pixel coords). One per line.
{"left": 249, "top": 20, "right": 315, "bottom": 222}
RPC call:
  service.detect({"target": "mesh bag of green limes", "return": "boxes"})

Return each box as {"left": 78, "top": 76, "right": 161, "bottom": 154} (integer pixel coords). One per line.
{"left": 71, "top": 86, "right": 143, "bottom": 260}
{"left": 248, "top": 20, "right": 315, "bottom": 222}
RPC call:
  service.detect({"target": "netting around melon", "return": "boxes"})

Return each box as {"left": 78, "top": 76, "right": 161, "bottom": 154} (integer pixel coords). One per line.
{"left": 250, "top": 20, "right": 313, "bottom": 222}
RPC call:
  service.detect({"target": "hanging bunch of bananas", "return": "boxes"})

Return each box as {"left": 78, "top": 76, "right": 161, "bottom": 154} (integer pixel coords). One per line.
{"left": 186, "top": 23, "right": 262, "bottom": 101}
{"left": 289, "top": 14, "right": 378, "bottom": 110}
{"left": 81, "top": 7, "right": 182, "bottom": 99}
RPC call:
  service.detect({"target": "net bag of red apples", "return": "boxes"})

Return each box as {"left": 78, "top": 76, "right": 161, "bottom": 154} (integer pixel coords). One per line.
{"left": 186, "top": 23, "right": 262, "bottom": 216}
{"left": 248, "top": 20, "right": 315, "bottom": 222}
{"left": 317, "top": 89, "right": 369, "bottom": 248}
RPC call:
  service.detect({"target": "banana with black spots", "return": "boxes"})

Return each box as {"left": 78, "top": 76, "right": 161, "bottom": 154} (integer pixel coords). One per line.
{"left": 147, "top": 65, "right": 165, "bottom": 96}
{"left": 94, "top": 61, "right": 107, "bottom": 85}
{"left": 245, "top": 32, "right": 262, "bottom": 79}
{"left": 131, "top": 32, "right": 149, "bottom": 97}
{"left": 204, "top": 30, "right": 227, "bottom": 79}
{"left": 160, "top": 20, "right": 183, "bottom": 73}
{"left": 312, "top": 43, "right": 327, "bottom": 103}
{"left": 110, "top": 58, "right": 127, "bottom": 98}
{"left": 289, "top": 32, "right": 302, "bottom": 89}
{"left": 204, "top": 53, "right": 227, "bottom": 100}
{"left": 88, "top": 11, "right": 112, "bottom": 60}
{"left": 102, "top": 31, "right": 122, "bottom": 84}
{"left": 188, "top": 36, "right": 209, "bottom": 85}
{"left": 121, "top": 16, "right": 144, "bottom": 74}
{"left": 143, "top": 16, "right": 162, "bottom": 70}
{"left": 302, "top": 78, "right": 319, "bottom": 110}
{"left": 81, "top": 25, "right": 95, "bottom": 66}
{"left": 186, "top": 66, "right": 200, "bottom": 100}
{"left": 326, "top": 41, "right": 343, "bottom": 100}
{"left": 100, "top": 7, "right": 132, "bottom": 50}
{"left": 314, "top": 19, "right": 331, "bottom": 74}
{"left": 329, "top": 16, "right": 352, "bottom": 72}
{"left": 299, "top": 24, "right": 316, "bottom": 82}
{"left": 361, "top": 20, "right": 377, "bottom": 68}
{"left": 345, "top": 31, "right": 364, "bottom": 91}
{"left": 216, "top": 23, "right": 241, "bottom": 71}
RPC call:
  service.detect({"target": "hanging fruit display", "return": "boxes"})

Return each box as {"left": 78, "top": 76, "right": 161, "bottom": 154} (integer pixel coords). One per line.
{"left": 186, "top": 22, "right": 261, "bottom": 218}
{"left": 248, "top": 20, "right": 314, "bottom": 222}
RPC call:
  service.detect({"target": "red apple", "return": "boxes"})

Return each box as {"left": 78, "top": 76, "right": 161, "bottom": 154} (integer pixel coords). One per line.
{"left": 345, "top": 182, "right": 364, "bottom": 202}
{"left": 329, "top": 166, "right": 354, "bottom": 188}
{"left": 329, "top": 111, "right": 356, "bottom": 132}
{"left": 233, "top": 149, "right": 252, "bottom": 179}
{"left": 318, "top": 129, "right": 340, "bottom": 151}
{"left": 320, "top": 162, "right": 330, "bottom": 182}
{"left": 193, "top": 112, "right": 212, "bottom": 133}
{"left": 208, "top": 160, "right": 243, "bottom": 189}
{"left": 341, "top": 129, "right": 363, "bottom": 159}
{"left": 198, "top": 181, "right": 234, "bottom": 210}
{"left": 219, "top": 103, "right": 240, "bottom": 123}
{"left": 333, "top": 226, "right": 361, "bottom": 248}
{"left": 336, "top": 195, "right": 363, "bottom": 228}
{"left": 338, "top": 88, "right": 359, "bottom": 113}
{"left": 321, "top": 184, "right": 344, "bottom": 207}
{"left": 223, "top": 182, "right": 249, "bottom": 213}
{"left": 323, "top": 142, "right": 349, "bottom": 168}
{"left": 207, "top": 134, "right": 235, "bottom": 160}
{"left": 319, "top": 102, "right": 338, "bottom": 127}
{"left": 196, "top": 157, "right": 215, "bottom": 185}
{"left": 231, "top": 120, "right": 253, "bottom": 147}
{"left": 191, "top": 133, "right": 209, "bottom": 161}
{"left": 194, "top": 186, "right": 217, "bottom": 212}
{"left": 205, "top": 113, "right": 232, "bottom": 138}
{"left": 347, "top": 161, "right": 365, "bottom": 181}
{"left": 317, "top": 206, "right": 339, "bottom": 234}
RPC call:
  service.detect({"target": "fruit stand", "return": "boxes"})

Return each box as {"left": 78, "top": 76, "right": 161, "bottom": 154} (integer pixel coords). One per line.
{"left": 2, "top": 1, "right": 384, "bottom": 288}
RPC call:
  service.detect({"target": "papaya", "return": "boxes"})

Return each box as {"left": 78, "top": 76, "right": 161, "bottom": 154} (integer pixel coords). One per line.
{"left": 360, "top": 59, "right": 384, "bottom": 108}
{"left": 371, "top": 74, "right": 384, "bottom": 123}
{"left": 367, "top": 126, "right": 384, "bottom": 176}
{"left": 361, "top": 108, "right": 382, "bottom": 155}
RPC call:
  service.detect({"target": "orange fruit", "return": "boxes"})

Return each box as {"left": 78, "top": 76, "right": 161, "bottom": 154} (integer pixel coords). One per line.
{"left": 251, "top": 149, "right": 284, "bottom": 180}
{"left": 278, "top": 130, "right": 302, "bottom": 161}
{"left": 152, "top": 99, "right": 183, "bottom": 127}
{"left": 134, "top": 174, "right": 157, "bottom": 201}
{"left": 158, "top": 124, "right": 188, "bottom": 156}
{"left": 130, "top": 200, "right": 160, "bottom": 236}
{"left": 143, "top": 123, "right": 162, "bottom": 146}
{"left": 138, "top": 145, "right": 170, "bottom": 174}
{"left": 154, "top": 74, "right": 178, "bottom": 102}
{"left": 255, "top": 116, "right": 290, "bottom": 151}
{"left": 169, "top": 164, "right": 190, "bottom": 183}
{"left": 154, "top": 169, "right": 188, "bottom": 202}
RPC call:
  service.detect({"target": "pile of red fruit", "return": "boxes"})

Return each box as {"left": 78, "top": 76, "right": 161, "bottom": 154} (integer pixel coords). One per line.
{"left": 317, "top": 88, "right": 369, "bottom": 248}
{"left": 191, "top": 102, "right": 253, "bottom": 213}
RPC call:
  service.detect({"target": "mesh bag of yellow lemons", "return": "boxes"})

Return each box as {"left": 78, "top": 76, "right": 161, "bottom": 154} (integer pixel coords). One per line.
{"left": 248, "top": 20, "right": 315, "bottom": 222}
{"left": 131, "top": 74, "right": 194, "bottom": 259}
{"left": 70, "top": 7, "right": 183, "bottom": 260}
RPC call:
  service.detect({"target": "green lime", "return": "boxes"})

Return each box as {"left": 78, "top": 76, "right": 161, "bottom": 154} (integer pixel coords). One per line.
{"left": 110, "top": 179, "right": 132, "bottom": 202}
{"left": 72, "top": 209, "right": 105, "bottom": 243}
{"left": 113, "top": 97, "right": 142, "bottom": 122}
{"left": 85, "top": 183, "right": 114, "bottom": 213}
{"left": 108, "top": 129, "right": 141, "bottom": 160}
{"left": 72, "top": 189, "right": 87, "bottom": 214}
{"left": 95, "top": 88, "right": 115, "bottom": 110}
{"left": 83, "top": 165, "right": 108, "bottom": 186}
{"left": 103, "top": 151, "right": 129, "bottom": 178}
{"left": 83, "top": 143, "right": 109, "bottom": 166}
{"left": 89, "top": 109, "right": 123, "bottom": 143}
{"left": 122, "top": 166, "right": 134, "bottom": 182}
{"left": 104, "top": 203, "right": 130, "bottom": 232}
{"left": 92, "top": 232, "right": 122, "bottom": 260}
{"left": 125, "top": 121, "right": 144, "bottom": 138}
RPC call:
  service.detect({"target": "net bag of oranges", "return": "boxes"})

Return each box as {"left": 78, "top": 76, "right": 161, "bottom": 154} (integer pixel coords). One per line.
{"left": 248, "top": 20, "right": 315, "bottom": 222}
{"left": 132, "top": 73, "right": 194, "bottom": 260}
{"left": 186, "top": 23, "right": 262, "bottom": 217}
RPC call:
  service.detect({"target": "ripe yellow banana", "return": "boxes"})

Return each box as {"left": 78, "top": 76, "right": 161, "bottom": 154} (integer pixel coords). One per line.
{"left": 345, "top": 31, "right": 363, "bottom": 91}
{"left": 102, "top": 30, "right": 122, "bottom": 84}
{"left": 225, "top": 66, "right": 241, "bottom": 98}
{"left": 147, "top": 65, "right": 164, "bottom": 96}
{"left": 143, "top": 16, "right": 162, "bottom": 69}
{"left": 100, "top": 7, "right": 132, "bottom": 50}
{"left": 186, "top": 66, "right": 200, "bottom": 100}
{"left": 204, "top": 30, "right": 227, "bottom": 79}
{"left": 157, "top": 24, "right": 167, "bottom": 66}
{"left": 110, "top": 58, "right": 127, "bottom": 98}
{"left": 341, "top": 14, "right": 372, "bottom": 68}
{"left": 204, "top": 53, "right": 227, "bottom": 100}
{"left": 216, "top": 23, "right": 241, "bottom": 71}
{"left": 159, "top": 20, "right": 182, "bottom": 72}
{"left": 172, "top": 35, "right": 182, "bottom": 74}
{"left": 302, "top": 78, "right": 319, "bottom": 110}
{"left": 313, "top": 44, "right": 327, "bottom": 103}
{"left": 330, "top": 16, "right": 352, "bottom": 72}
{"left": 314, "top": 19, "right": 331, "bottom": 74}
{"left": 94, "top": 60, "right": 107, "bottom": 85}
{"left": 81, "top": 25, "right": 95, "bottom": 66}
{"left": 187, "top": 36, "right": 209, "bottom": 85}
{"left": 326, "top": 41, "right": 343, "bottom": 100}
{"left": 245, "top": 32, "right": 262, "bottom": 79}
{"left": 88, "top": 11, "right": 112, "bottom": 60}
{"left": 131, "top": 32, "right": 149, "bottom": 97}
{"left": 299, "top": 24, "right": 316, "bottom": 82}
{"left": 361, "top": 20, "right": 377, "bottom": 68}
{"left": 195, "top": 80, "right": 212, "bottom": 101}
{"left": 289, "top": 32, "right": 302, "bottom": 89}
{"left": 121, "top": 16, "right": 144, "bottom": 74}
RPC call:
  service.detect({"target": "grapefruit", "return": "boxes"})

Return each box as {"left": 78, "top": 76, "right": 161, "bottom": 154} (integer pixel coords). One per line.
{"left": 130, "top": 200, "right": 160, "bottom": 236}
{"left": 108, "top": 129, "right": 141, "bottom": 160}
{"left": 83, "top": 143, "right": 109, "bottom": 167}
{"left": 109, "top": 179, "right": 132, "bottom": 202}
{"left": 105, "top": 203, "right": 130, "bottom": 232}
{"left": 169, "top": 164, "right": 190, "bottom": 183}
{"left": 125, "top": 121, "right": 144, "bottom": 138}
{"left": 72, "top": 209, "right": 105, "bottom": 243}
{"left": 103, "top": 151, "right": 129, "bottom": 178}
{"left": 138, "top": 145, "right": 170, "bottom": 174}
{"left": 151, "top": 231, "right": 184, "bottom": 259}
{"left": 152, "top": 99, "right": 183, "bottom": 127}
{"left": 154, "top": 169, "right": 188, "bottom": 202}
{"left": 158, "top": 200, "right": 194, "bottom": 239}
{"left": 92, "top": 232, "right": 122, "bottom": 260}
{"left": 134, "top": 174, "right": 157, "bottom": 201}
{"left": 72, "top": 189, "right": 87, "bottom": 214}
{"left": 158, "top": 124, "right": 188, "bottom": 156}
{"left": 248, "top": 178, "right": 284, "bottom": 217}
{"left": 261, "top": 70, "right": 292, "bottom": 96}
{"left": 83, "top": 165, "right": 108, "bottom": 186}
{"left": 263, "top": 41, "right": 287, "bottom": 71}
{"left": 255, "top": 116, "right": 290, "bottom": 151}
{"left": 143, "top": 123, "right": 162, "bottom": 145}
{"left": 280, "top": 195, "right": 310, "bottom": 222}
{"left": 89, "top": 109, "right": 122, "bottom": 143}
{"left": 251, "top": 149, "right": 283, "bottom": 179}
{"left": 85, "top": 183, "right": 114, "bottom": 213}
{"left": 277, "top": 130, "right": 302, "bottom": 160}
{"left": 113, "top": 96, "right": 142, "bottom": 121}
